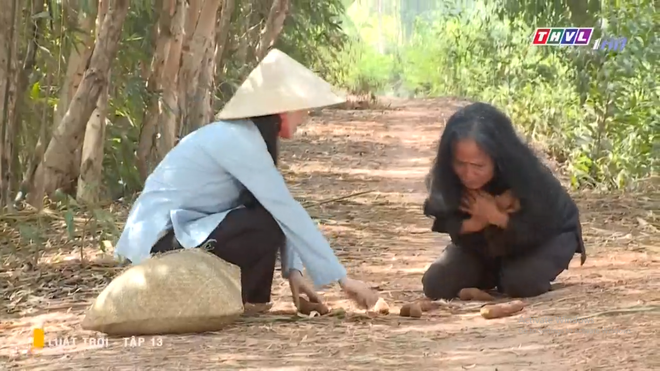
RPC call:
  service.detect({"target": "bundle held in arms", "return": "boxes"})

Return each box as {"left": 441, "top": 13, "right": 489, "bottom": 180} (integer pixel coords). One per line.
{"left": 81, "top": 248, "right": 243, "bottom": 336}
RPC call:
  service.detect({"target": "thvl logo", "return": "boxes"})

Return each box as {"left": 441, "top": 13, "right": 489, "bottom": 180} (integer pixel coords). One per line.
{"left": 532, "top": 28, "right": 627, "bottom": 53}
{"left": 532, "top": 28, "right": 594, "bottom": 46}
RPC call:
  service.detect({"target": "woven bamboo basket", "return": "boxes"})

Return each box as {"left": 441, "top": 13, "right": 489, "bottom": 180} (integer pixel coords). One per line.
{"left": 81, "top": 248, "right": 243, "bottom": 336}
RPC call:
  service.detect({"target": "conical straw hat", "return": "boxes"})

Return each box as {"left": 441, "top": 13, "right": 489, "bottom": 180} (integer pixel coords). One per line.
{"left": 217, "top": 49, "right": 346, "bottom": 120}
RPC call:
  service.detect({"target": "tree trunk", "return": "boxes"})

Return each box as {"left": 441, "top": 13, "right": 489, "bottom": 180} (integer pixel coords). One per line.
{"left": 235, "top": 2, "right": 254, "bottom": 67}
{"left": 22, "top": 0, "right": 95, "bottom": 199}
{"left": 214, "top": 0, "right": 236, "bottom": 80}
{"left": 60, "top": 3, "right": 97, "bottom": 185}
{"left": 214, "top": 0, "right": 236, "bottom": 108}
{"left": 188, "top": 23, "right": 216, "bottom": 133}
{"left": 173, "top": 0, "right": 200, "bottom": 137}
{"left": 55, "top": 4, "right": 96, "bottom": 137}
{"left": 155, "top": 0, "right": 185, "bottom": 162}
{"left": 27, "top": 0, "right": 130, "bottom": 208}
{"left": 183, "top": 0, "right": 202, "bottom": 48}
{"left": 246, "top": 3, "right": 265, "bottom": 63}
{"left": 11, "top": 0, "right": 46, "bottom": 204}
{"left": 255, "top": 0, "right": 289, "bottom": 61}
{"left": 0, "top": 0, "right": 21, "bottom": 209}
{"left": 178, "top": 0, "right": 222, "bottom": 135}
{"left": 142, "top": 0, "right": 164, "bottom": 82}
{"left": 77, "top": 0, "right": 110, "bottom": 203}
{"left": 136, "top": 0, "right": 174, "bottom": 181}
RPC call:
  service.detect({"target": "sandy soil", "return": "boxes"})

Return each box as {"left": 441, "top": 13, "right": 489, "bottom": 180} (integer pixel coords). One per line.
{"left": 1, "top": 98, "right": 659, "bottom": 370}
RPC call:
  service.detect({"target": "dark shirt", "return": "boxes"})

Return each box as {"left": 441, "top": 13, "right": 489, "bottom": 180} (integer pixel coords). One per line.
{"left": 423, "top": 171, "right": 586, "bottom": 264}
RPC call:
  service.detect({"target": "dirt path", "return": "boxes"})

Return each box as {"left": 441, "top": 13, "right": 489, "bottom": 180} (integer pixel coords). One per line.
{"left": 2, "top": 98, "right": 659, "bottom": 370}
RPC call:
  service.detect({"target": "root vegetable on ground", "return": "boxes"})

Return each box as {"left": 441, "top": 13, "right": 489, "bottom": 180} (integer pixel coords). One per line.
{"left": 418, "top": 300, "right": 442, "bottom": 312}
{"left": 371, "top": 297, "right": 390, "bottom": 314}
{"left": 480, "top": 300, "right": 525, "bottom": 319}
{"left": 459, "top": 288, "right": 495, "bottom": 301}
{"left": 399, "top": 303, "right": 422, "bottom": 318}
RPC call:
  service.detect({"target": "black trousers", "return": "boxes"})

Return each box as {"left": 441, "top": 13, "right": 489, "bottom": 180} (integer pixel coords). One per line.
{"left": 421, "top": 231, "right": 578, "bottom": 299}
{"left": 151, "top": 205, "right": 285, "bottom": 304}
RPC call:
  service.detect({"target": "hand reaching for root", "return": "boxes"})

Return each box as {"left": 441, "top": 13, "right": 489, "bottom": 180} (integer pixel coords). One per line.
{"left": 339, "top": 277, "right": 379, "bottom": 310}
{"left": 288, "top": 270, "right": 327, "bottom": 315}
{"left": 289, "top": 271, "right": 379, "bottom": 313}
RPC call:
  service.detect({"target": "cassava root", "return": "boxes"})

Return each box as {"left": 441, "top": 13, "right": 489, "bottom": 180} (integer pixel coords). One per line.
{"left": 459, "top": 288, "right": 495, "bottom": 301}
{"left": 480, "top": 300, "right": 525, "bottom": 319}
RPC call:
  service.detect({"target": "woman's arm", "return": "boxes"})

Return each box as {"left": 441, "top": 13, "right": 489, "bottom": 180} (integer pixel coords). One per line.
{"left": 210, "top": 131, "right": 347, "bottom": 289}
{"left": 487, "top": 190, "right": 565, "bottom": 256}
{"left": 280, "top": 239, "right": 304, "bottom": 275}
{"left": 424, "top": 196, "right": 487, "bottom": 236}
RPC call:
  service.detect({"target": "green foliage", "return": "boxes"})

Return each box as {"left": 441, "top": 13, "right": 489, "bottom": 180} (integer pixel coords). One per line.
{"left": 329, "top": 2, "right": 405, "bottom": 95}
{"left": 277, "top": 0, "right": 349, "bottom": 85}
{"left": 335, "top": 0, "right": 659, "bottom": 190}
{"left": 57, "top": 191, "right": 121, "bottom": 255}
{"left": 11, "top": 0, "right": 657, "bottom": 207}
{"left": 72, "top": 0, "right": 353, "bottom": 198}
{"left": 565, "top": 0, "right": 659, "bottom": 189}
{"left": 335, "top": 39, "right": 398, "bottom": 95}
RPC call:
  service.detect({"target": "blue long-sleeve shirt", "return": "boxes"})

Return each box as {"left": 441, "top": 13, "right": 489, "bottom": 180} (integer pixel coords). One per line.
{"left": 114, "top": 119, "right": 347, "bottom": 288}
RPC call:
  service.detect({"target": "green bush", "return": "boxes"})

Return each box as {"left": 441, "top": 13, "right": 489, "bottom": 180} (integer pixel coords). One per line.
{"left": 335, "top": 0, "right": 658, "bottom": 190}
{"left": 336, "top": 39, "right": 398, "bottom": 95}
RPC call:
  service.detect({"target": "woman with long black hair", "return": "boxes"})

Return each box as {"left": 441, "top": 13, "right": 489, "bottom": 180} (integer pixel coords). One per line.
{"left": 422, "top": 102, "right": 587, "bottom": 299}
{"left": 115, "top": 49, "right": 379, "bottom": 313}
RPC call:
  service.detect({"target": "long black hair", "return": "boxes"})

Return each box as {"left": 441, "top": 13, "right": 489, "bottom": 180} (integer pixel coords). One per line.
{"left": 250, "top": 114, "right": 282, "bottom": 166}
{"left": 426, "top": 102, "right": 563, "bottom": 217}
{"left": 237, "top": 114, "right": 282, "bottom": 208}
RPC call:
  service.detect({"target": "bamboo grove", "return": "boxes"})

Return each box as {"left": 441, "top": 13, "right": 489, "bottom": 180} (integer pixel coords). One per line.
{"left": 0, "top": 0, "right": 349, "bottom": 210}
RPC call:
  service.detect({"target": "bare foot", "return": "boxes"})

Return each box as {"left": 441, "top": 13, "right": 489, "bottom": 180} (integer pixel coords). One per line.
{"left": 243, "top": 302, "right": 273, "bottom": 315}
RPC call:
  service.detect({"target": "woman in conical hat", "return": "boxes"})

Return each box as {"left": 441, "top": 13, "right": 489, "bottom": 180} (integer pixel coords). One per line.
{"left": 115, "top": 49, "right": 379, "bottom": 312}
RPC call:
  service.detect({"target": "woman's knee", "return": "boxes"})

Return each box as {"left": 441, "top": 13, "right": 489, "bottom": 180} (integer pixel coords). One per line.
{"left": 251, "top": 206, "right": 284, "bottom": 240}
{"left": 499, "top": 266, "right": 551, "bottom": 298}
{"left": 499, "top": 242, "right": 572, "bottom": 298}
{"left": 421, "top": 245, "right": 477, "bottom": 300}
{"left": 230, "top": 205, "right": 285, "bottom": 247}
{"left": 421, "top": 263, "right": 458, "bottom": 300}
{"left": 240, "top": 209, "right": 284, "bottom": 259}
